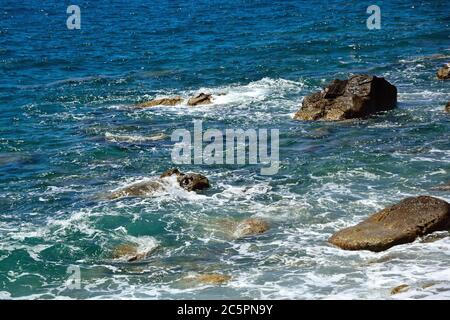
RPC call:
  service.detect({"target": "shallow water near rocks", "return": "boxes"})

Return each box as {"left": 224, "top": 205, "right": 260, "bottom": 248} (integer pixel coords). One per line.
{"left": 0, "top": 0, "right": 450, "bottom": 299}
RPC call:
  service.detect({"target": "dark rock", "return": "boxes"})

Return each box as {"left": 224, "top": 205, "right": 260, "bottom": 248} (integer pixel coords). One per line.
{"left": 445, "top": 102, "right": 450, "bottom": 113}
{"left": 137, "top": 96, "right": 183, "bottom": 108}
{"left": 329, "top": 196, "right": 450, "bottom": 252}
{"left": 294, "top": 75, "right": 397, "bottom": 121}
{"left": 188, "top": 93, "right": 213, "bottom": 106}
{"left": 161, "top": 168, "right": 210, "bottom": 192}
{"left": 437, "top": 64, "right": 450, "bottom": 80}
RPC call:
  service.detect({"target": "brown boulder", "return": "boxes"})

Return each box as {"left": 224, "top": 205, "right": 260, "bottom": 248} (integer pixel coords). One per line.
{"left": 188, "top": 93, "right": 213, "bottom": 106}
{"left": 329, "top": 196, "right": 450, "bottom": 252}
{"left": 108, "top": 181, "right": 163, "bottom": 199}
{"left": 294, "top": 75, "right": 397, "bottom": 121}
{"left": 445, "top": 102, "right": 450, "bottom": 113}
{"left": 437, "top": 64, "right": 450, "bottom": 80}
{"left": 111, "top": 244, "right": 147, "bottom": 262}
{"left": 194, "top": 274, "right": 231, "bottom": 285}
{"left": 137, "top": 96, "right": 183, "bottom": 108}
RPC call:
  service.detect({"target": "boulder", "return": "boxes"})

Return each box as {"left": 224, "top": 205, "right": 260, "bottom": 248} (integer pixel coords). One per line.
{"left": 161, "top": 168, "right": 210, "bottom": 192}
{"left": 437, "top": 64, "right": 450, "bottom": 80}
{"left": 445, "top": 102, "right": 450, "bottom": 113}
{"left": 294, "top": 75, "right": 397, "bottom": 121}
{"left": 137, "top": 96, "right": 183, "bottom": 108}
{"left": 329, "top": 196, "right": 450, "bottom": 252}
{"left": 233, "top": 218, "right": 269, "bottom": 238}
{"left": 391, "top": 284, "right": 409, "bottom": 295}
{"left": 188, "top": 93, "right": 213, "bottom": 106}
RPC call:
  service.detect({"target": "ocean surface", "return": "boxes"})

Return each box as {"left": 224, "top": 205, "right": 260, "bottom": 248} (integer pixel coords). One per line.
{"left": 1, "top": 0, "right": 450, "bottom": 299}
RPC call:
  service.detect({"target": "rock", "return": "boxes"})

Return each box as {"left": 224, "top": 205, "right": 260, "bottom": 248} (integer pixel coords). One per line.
{"left": 137, "top": 96, "right": 183, "bottom": 108}
{"left": 329, "top": 196, "right": 450, "bottom": 252}
{"left": 294, "top": 75, "right": 397, "bottom": 121}
{"left": 188, "top": 93, "right": 213, "bottom": 106}
{"left": 391, "top": 284, "right": 409, "bottom": 295}
{"left": 194, "top": 274, "right": 231, "bottom": 285}
{"left": 437, "top": 64, "right": 450, "bottom": 80}
{"left": 445, "top": 102, "right": 450, "bottom": 113}
{"left": 111, "top": 244, "right": 147, "bottom": 262}
{"left": 108, "top": 181, "right": 163, "bottom": 199}
{"left": 108, "top": 169, "right": 210, "bottom": 199}
{"left": 161, "top": 168, "right": 210, "bottom": 192}
{"left": 233, "top": 218, "right": 270, "bottom": 238}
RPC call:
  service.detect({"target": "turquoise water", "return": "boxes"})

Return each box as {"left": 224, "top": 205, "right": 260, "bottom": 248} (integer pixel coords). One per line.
{"left": 0, "top": 0, "right": 449, "bottom": 299}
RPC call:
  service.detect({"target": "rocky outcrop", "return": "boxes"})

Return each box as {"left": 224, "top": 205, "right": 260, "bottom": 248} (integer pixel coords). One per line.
{"left": 161, "top": 168, "right": 210, "bottom": 192}
{"left": 137, "top": 96, "right": 183, "bottom": 108}
{"left": 437, "top": 64, "right": 450, "bottom": 80}
{"left": 329, "top": 196, "right": 450, "bottom": 252}
{"left": 188, "top": 93, "right": 213, "bottom": 106}
{"left": 232, "top": 218, "right": 269, "bottom": 238}
{"left": 445, "top": 102, "right": 450, "bottom": 113}
{"left": 294, "top": 75, "right": 397, "bottom": 121}
{"left": 108, "top": 169, "right": 210, "bottom": 199}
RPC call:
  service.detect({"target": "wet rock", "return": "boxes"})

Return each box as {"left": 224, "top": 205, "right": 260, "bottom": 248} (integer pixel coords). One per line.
{"left": 137, "top": 96, "right": 183, "bottom": 108}
{"left": 294, "top": 75, "right": 397, "bottom": 121}
{"left": 445, "top": 102, "right": 450, "bottom": 113}
{"left": 188, "top": 93, "right": 213, "bottom": 106}
{"left": 108, "top": 181, "right": 163, "bottom": 199}
{"left": 233, "top": 218, "right": 270, "bottom": 239}
{"left": 194, "top": 274, "right": 231, "bottom": 285}
{"left": 111, "top": 244, "right": 147, "bottom": 262}
{"left": 329, "top": 196, "right": 450, "bottom": 252}
{"left": 437, "top": 64, "right": 450, "bottom": 80}
{"left": 391, "top": 284, "right": 409, "bottom": 295}
{"left": 161, "top": 168, "right": 210, "bottom": 192}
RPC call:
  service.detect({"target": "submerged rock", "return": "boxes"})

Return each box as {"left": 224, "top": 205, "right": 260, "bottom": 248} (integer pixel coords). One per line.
{"left": 391, "top": 284, "right": 410, "bottom": 295}
{"left": 137, "top": 96, "right": 183, "bottom": 108}
{"left": 445, "top": 102, "right": 450, "bottom": 113}
{"left": 193, "top": 274, "right": 231, "bottom": 285}
{"left": 111, "top": 244, "right": 147, "bottom": 262}
{"left": 294, "top": 75, "right": 397, "bottom": 121}
{"left": 108, "top": 181, "right": 163, "bottom": 199}
{"left": 437, "top": 64, "right": 450, "bottom": 80}
{"left": 188, "top": 93, "right": 213, "bottom": 106}
{"left": 329, "top": 196, "right": 450, "bottom": 252}
{"left": 233, "top": 218, "right": 270, "bottom": 239}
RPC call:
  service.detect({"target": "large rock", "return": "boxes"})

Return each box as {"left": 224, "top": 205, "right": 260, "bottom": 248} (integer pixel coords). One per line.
{"left": 108, "top": 181, "right": 163, "bottom": 199}
{"left": 161, "top": 168, "right": 210, "bottom": 192}
{"left": 329, "top": 196, "right": 450, "bottom": 252}
{"left": 188, "top": 93, "right": 213, "bottom": 106}
{"left": 294, "top": 75, "right": 397, "bottom": 121}
{"left": 437, "top": 64, "right": 450, "bottom": 80}
{"left": 445, "top": 102, "right": 450, "bottom": 113}
{"left": 137, "top": 96, "right": 183, "bottom": 108}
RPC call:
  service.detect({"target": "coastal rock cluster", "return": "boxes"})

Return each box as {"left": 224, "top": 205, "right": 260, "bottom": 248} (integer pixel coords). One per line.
{"left": 437, "top": 64, "right": 450, "bottom": 80}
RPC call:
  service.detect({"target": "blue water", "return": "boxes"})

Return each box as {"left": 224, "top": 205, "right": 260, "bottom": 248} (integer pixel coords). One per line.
{"left": 1, "top": 0, "right": 450, "bottom": 299}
